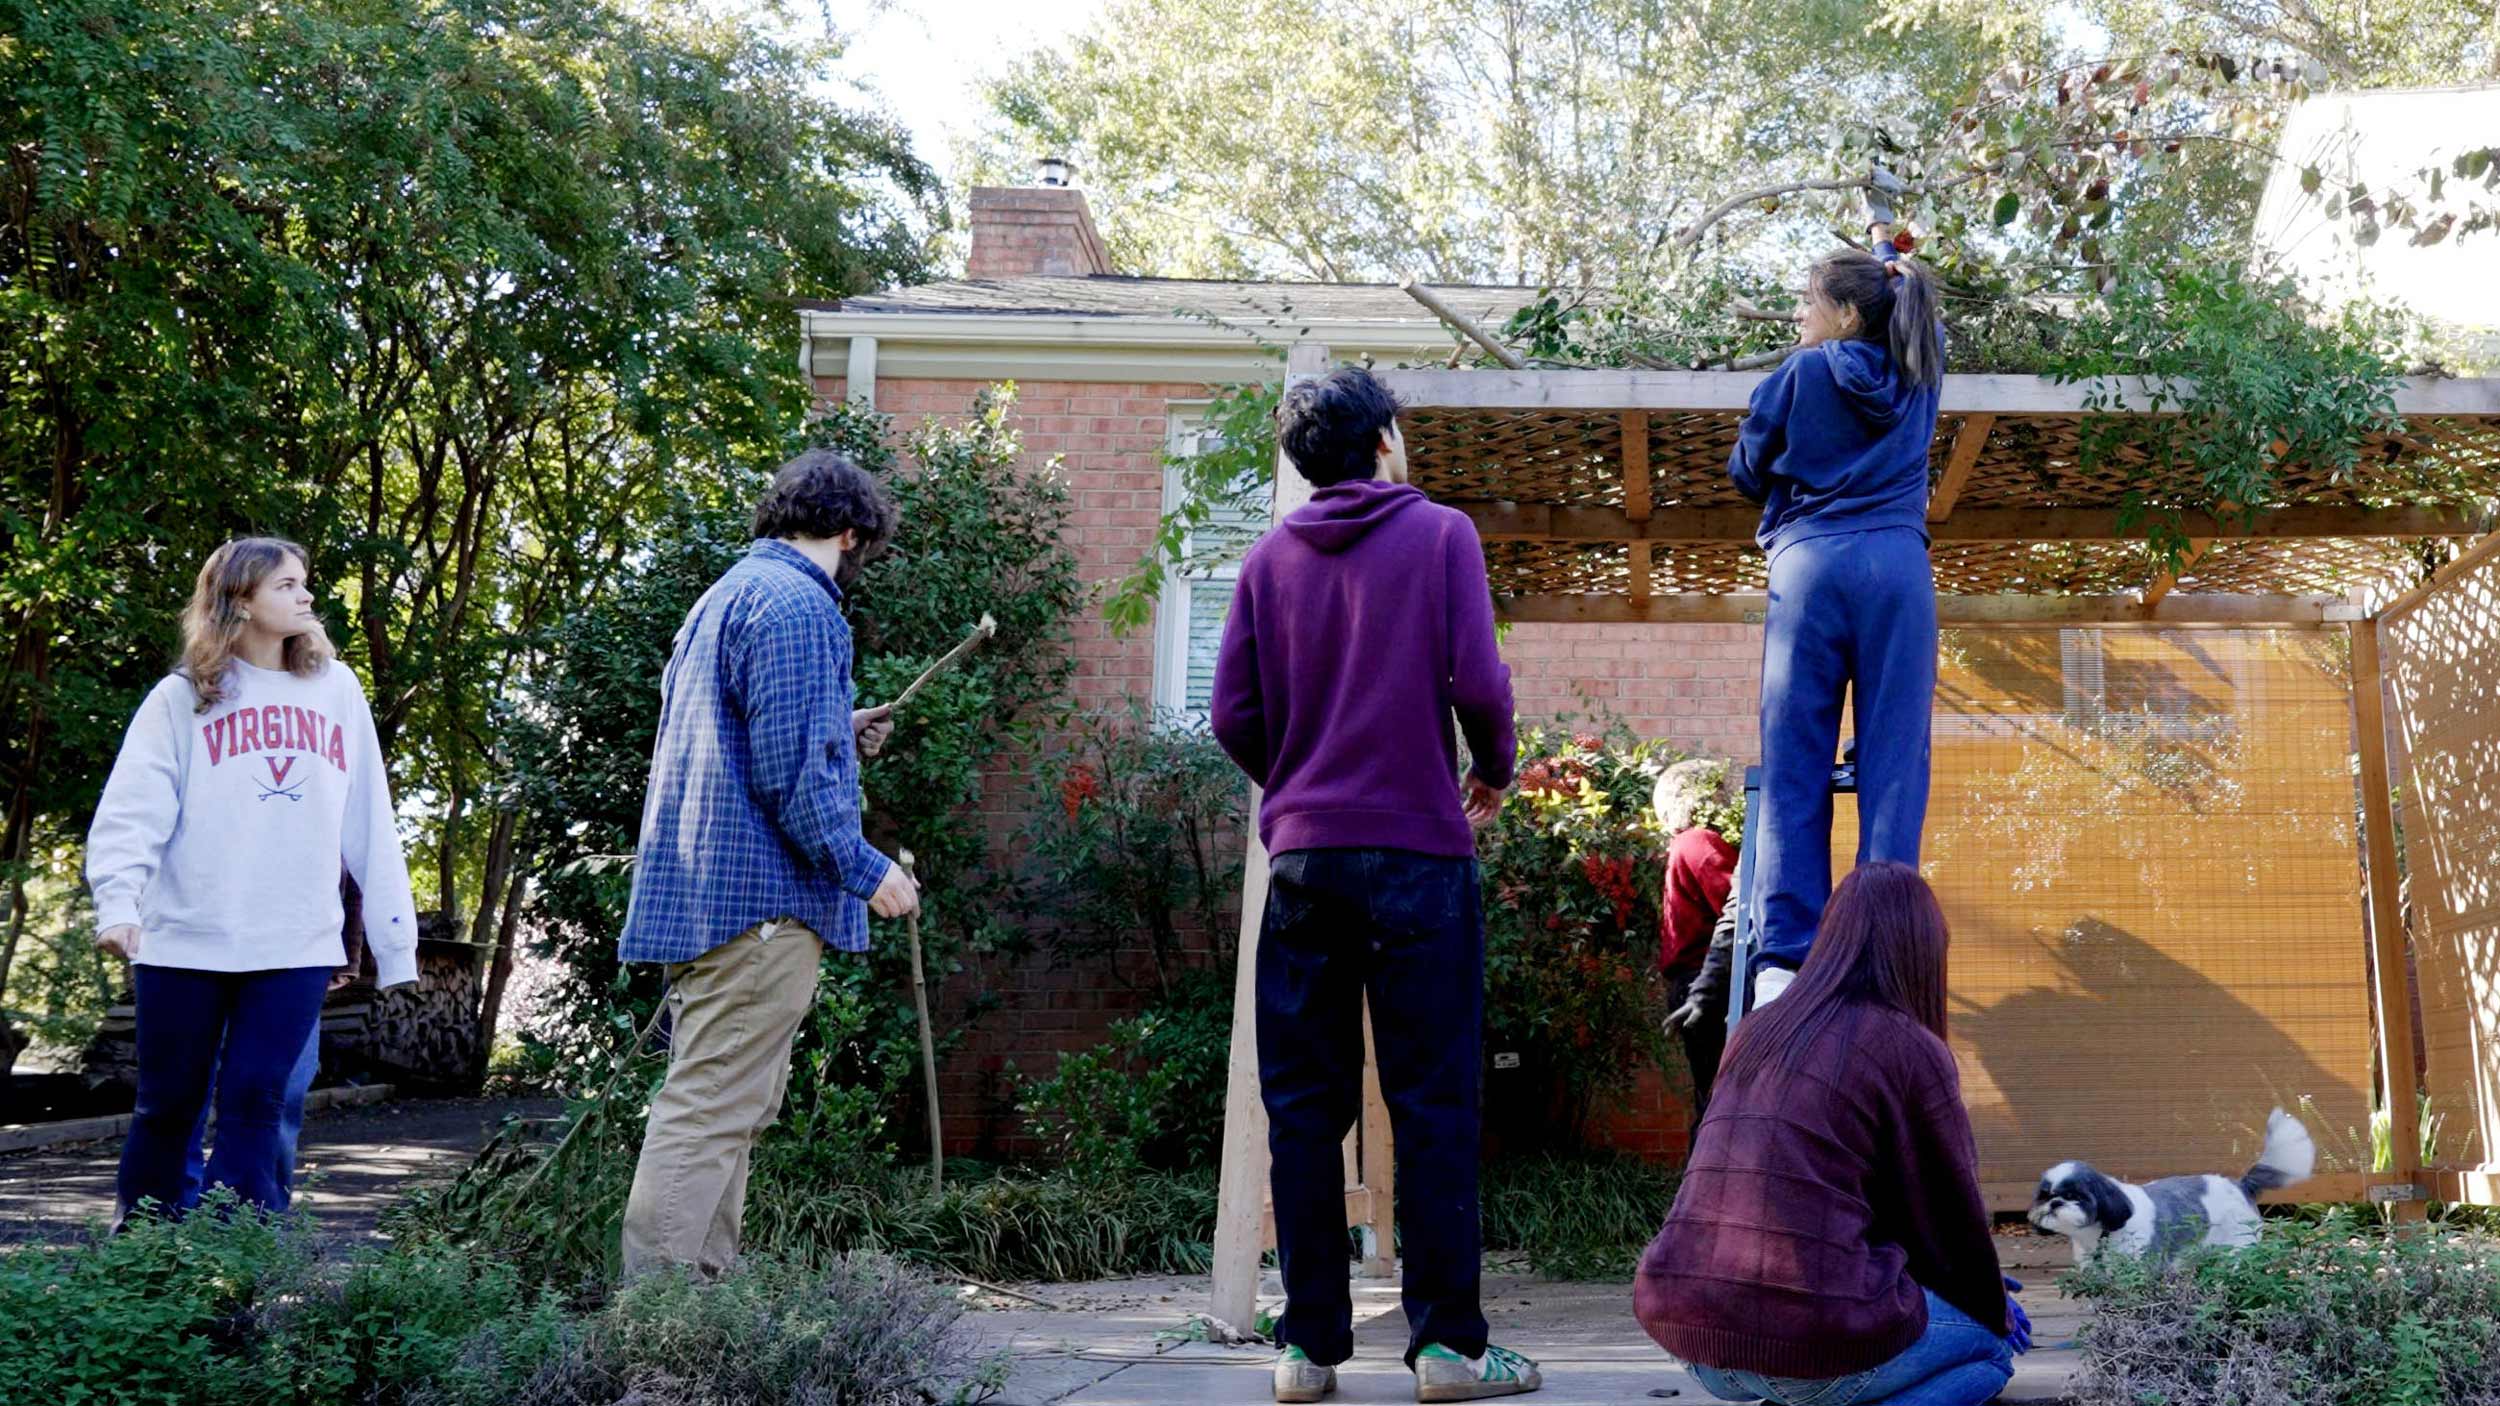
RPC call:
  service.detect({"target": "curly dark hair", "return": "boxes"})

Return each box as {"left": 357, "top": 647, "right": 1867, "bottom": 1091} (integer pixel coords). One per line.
{"left": 1278, "top": 366, "right": 1401, "bottom": 487}
{"left": 752, "top": 448, "right": 899, "bottom": 551}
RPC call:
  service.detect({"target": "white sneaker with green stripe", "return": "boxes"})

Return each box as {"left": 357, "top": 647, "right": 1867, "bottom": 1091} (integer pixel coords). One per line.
{"left": 1413, "top": 1342, "right": 1543, "bottom": 1401}
{"left": 1274, "top": 1345, "right": 1335, "bottom": 1402}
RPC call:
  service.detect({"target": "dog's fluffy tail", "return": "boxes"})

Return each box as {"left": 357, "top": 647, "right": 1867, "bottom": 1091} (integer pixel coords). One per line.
{"left": 2239, "top": 1108, "right": 2317, "bottom": 1198}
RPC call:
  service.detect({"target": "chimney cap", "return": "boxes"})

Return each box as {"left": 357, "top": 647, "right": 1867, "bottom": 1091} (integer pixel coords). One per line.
{"left": 1034, "top": 154, "right": 1073, "bottom": 188}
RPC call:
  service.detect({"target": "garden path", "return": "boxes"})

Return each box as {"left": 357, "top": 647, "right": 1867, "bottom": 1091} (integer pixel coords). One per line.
{"left": 0, "top": 1094, "right": 560, "bottom": 1246}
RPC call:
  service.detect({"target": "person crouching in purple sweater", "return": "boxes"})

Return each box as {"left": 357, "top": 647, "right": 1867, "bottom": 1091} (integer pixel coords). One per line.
{"left": 1633, "top": 862, "right": 2029, "bottom": 1406}
{"left": 1211, "top": 367, "right": 1541, "bottom": 1405}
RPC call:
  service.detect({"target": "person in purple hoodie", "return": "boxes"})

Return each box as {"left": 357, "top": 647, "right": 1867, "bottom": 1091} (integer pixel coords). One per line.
{"left": 1732, "top": 204, "right": 1944, "bottom": 1009}
{"left": 1211, "top": 367, "right": 1540, "bottom": 1405}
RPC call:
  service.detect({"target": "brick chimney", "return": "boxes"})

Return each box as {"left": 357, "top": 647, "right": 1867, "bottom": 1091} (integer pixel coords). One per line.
{"left": 967, "top": 184, "right": 1113, "bottom": 279}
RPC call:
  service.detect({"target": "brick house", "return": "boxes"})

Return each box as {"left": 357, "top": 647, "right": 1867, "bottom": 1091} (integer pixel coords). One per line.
{"left": 802, "top": 181, "right": 1767, "bottom": 1161}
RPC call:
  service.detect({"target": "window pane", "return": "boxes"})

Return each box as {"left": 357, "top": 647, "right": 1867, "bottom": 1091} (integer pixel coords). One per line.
{"left": 1184, "top": 584, "right": 1232, "bottom": 713}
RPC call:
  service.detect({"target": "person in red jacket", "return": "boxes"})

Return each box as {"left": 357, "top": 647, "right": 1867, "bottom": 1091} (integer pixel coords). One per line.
{"left": 1634, "top": 862, "right": 2029, "bottom": 1406}
{"left": 1651, "top": 760, "right": 1735, "bottom": 1150}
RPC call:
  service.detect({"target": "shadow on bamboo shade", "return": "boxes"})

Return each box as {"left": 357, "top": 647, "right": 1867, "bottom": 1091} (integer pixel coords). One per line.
{"left": 1828, "top": 627, "right": 2373, "bottom": 1193}
{"left": 2382, "top": 553, "right": 2500, "bottom": 1171}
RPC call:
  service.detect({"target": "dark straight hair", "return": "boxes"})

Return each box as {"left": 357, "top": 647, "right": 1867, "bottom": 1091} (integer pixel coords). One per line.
{"left": 1809, "top": 250, "right": 1944, "bottom": 389}
{"left": 1716, "top": 861, "right": 1951, "bottom": 1086}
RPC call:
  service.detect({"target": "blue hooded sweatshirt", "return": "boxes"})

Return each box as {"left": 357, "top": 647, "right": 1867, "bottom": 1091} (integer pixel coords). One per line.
{"left": 1728, "top": 338, "right": 1940, "bottom": 559}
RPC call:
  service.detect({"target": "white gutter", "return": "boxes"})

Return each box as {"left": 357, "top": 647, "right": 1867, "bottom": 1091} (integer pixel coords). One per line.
{"left": 796, "top": 306, "right": 1484, "bottom": 385}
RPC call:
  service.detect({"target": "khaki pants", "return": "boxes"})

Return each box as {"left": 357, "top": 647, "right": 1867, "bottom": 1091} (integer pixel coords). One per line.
{"left": 621, "top": 918, "right": 822, "bottom": 1279}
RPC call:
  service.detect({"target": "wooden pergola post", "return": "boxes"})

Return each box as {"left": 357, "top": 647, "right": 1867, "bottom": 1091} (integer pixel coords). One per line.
{"left": 2350, "top": 619, "right": 2427, "bottom": 1221}
{"left": 1212, "top": 342, "right": 1398, "bottom": 1333}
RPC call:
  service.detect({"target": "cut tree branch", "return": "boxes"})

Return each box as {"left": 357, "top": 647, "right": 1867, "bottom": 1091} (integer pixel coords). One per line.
{"left": 1399, "top": 277, "right": 1527, "bottom": 369}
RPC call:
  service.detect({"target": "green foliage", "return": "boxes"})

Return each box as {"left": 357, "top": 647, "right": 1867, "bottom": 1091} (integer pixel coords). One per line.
{"left": 1481, "top": 1154, "right": 1680, "bottom": 1281}
{"left": 1015, "top": 967, "right": 1236, "bottom": 1175}
{"left": 1022, "top": 708, "right": 1247, "bottom": 988}
{"left": 2067, "top": 1212, "right": 2500, "bottom": 1406}
{"left": 1103, "top": 373, "right": 1281, "bottom": 636}
{"left": 0, "top": 1202, "right": 998, "bottom": 1406}
{"left": 2055, "top": 259, "right": 2413, "bottom": 571}
{"left": 977, "top": 0, "right": 2027, "bottom": 283}
{"left": 0, "top": 1193, "right": 305, "bottom": 1406}
{"left": 1480, "top": 724, "right": 1735, "bottom": 1145}
{"left": 0, "top": 0, "right": 942, "bottom": 1031}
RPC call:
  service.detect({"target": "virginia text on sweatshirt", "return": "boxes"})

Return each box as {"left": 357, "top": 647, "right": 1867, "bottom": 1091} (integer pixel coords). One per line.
{"left": 86, "top": 660, "right": 420, "bottom": 987}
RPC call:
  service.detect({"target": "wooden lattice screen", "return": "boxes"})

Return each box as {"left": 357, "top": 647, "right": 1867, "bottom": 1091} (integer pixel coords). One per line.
{"left": 1836, "top": 627, "right": 2376, "bottom": 1204}
{"left": 2380, "top": 544, "right": 2500, "bottom": 1175}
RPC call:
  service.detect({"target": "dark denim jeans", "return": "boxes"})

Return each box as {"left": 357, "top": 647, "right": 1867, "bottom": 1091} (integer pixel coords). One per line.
{"left": 1689, "top": 1290, "right": 2015, "bottom": 1406}
{"left": 118, "top": 965, "right": 332, "bottom": 1218}
{"left": 182, "top": 1023, "right": 322, "bottom": 1211}
{"left": 1257, "top": 847, "right": 1486, "bottom": 1368}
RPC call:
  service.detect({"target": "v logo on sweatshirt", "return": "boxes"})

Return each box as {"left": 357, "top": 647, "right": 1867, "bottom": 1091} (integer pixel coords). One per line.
{"left": 257, "top": 755, "right": 305, "bottom": 803}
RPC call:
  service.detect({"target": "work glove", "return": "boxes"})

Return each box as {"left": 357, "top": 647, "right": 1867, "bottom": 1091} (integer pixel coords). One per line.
{"left": 1664, "top": 994, "right": 1708, "bottom": 1032}
{"left": 1865, "top": 165, "right": 1908, "bottom": 228}
{"left": 2003, "top": 1275, "right": 2034, "bottom": 1355}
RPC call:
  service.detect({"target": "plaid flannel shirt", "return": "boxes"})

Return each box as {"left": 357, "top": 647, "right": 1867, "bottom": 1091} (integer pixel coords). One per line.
{"left": 617, "top": 539, "right": 889, "bottom": 964}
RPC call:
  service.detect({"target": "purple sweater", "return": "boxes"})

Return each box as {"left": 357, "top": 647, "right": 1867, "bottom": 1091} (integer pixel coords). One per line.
{"left": 1634, "top": 1004, "right": 2008, "bottom": 1379}
{"left": 1209, "top": 480, "right": 1516, "bottom": 857}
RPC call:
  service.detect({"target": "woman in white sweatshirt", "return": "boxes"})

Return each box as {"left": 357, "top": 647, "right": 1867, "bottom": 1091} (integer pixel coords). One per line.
{"left": 86, "top": 537, "right": 418, "bottom": 1219}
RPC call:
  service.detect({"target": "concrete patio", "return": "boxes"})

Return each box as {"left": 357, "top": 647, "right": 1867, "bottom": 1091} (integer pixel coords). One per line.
{"left": 975, "top": 1238, "right": 2084, "bottom": 1406}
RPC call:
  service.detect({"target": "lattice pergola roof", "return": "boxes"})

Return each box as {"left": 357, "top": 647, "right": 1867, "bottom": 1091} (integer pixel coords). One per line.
{"left": 1372, "top": 367, "right": 2500, "bottom": 625}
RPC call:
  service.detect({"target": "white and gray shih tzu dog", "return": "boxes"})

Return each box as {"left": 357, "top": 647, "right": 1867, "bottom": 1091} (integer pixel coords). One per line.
{"left": 2027, "top": 1108, "right": 2317, "bottom": 1263}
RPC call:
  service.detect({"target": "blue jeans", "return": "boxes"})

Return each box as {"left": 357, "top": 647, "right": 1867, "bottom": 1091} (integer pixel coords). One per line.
{"left": 117, "top": 965, "right": 332, "bottom": 1217}
{"left": 1258, "top": 848, "right": 1486, "bottom": 1368}
{"left": 180, "top": 1022, "right": 322, "bottom": 1211}
{"left": 1690, "top": 1290, "right": 2014, "bottom": 1406}
{"left": 1753, "top": 527, "right": 1937, "bottom": 970}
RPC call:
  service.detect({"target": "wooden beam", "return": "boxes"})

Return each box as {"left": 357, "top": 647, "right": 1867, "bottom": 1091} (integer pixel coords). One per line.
{"left": 2140, "top": 538, "right": 2214, "bottom": 608}
{"left": 1496, "top": 592, "right": 2357, "bottom": 627}
{"left": 1621, "top": 411, "right": 1651, "bottom": 521}
{"left": 1927, "top": 414, "right": 1996, "bottom": 522}
{"left": 2351, "top": 620, "right": 2428, "bottom": 1224}
{"left": 2374, "top": 527, "right": 2500, "bottom": 624}
{"left": 1357, "top": 1001, "right": 1395, "bottom": 1278}
{"left": 1212, "top": 340, "right": 1330, "bottom": 1333}
{"left": 1376, "top": 368, "right": 2500, "bottom": 417}
{"left": 1628, "top": 540, "right": 1653, "bottom": 604}
{"left": 1451, "top": 500, "right": 2479, "bottom": 544}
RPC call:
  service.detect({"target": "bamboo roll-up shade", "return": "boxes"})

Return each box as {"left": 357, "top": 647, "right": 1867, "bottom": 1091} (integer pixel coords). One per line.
{"left": 2380, "top": 550, "right": 2500, "bottom": 1170}
{"left": 1823, "top": 628, "right": 2374, "bottom": 1193}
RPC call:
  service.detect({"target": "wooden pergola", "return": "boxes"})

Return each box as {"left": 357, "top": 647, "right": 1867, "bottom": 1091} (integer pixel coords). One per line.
{"left": 1207, "top": 343, "right": 2500, "bottom": 1328}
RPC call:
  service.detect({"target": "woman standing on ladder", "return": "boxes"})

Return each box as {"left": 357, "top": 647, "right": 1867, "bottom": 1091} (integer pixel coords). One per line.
{"left": 1732, "top": 180, "right": 1944, "bottom": 1007}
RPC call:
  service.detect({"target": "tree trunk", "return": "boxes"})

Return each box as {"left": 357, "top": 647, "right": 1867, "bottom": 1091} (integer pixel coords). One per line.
{"left": 472, "top": 863, "right": 529, "bottom": 1080}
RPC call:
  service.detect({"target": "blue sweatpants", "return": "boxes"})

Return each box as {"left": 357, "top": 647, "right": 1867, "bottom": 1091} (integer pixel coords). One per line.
{"left": 118, "top": 965, "right": 332, "bottom": 1218}
{"left": 1752, "top": 527, "right": 1937, "bottom": 970}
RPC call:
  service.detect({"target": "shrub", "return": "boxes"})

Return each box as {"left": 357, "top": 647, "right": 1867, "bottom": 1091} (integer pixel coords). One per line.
{"left": 2067, "top": 1211, "right": 2500, "bottom": 1406}
{"left": 1478, "top": 722, "right": 1737, "bottom": 1145}
{"left": 1022, "top": 707, "right": 1246, "bottom": 991}
{"left": 424, "top": 1255, "right": 1004, "bottom": 1406}
{"left": 1015, "top": 967, "right": 1233, "bottom": 1175}
{"left": 0, "top": 1201, "right": 1002, "bottom": 1406}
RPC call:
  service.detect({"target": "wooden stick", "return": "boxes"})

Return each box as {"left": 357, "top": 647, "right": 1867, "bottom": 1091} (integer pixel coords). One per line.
{"left": 1398, "top": 278, "right": 1527, "bottom": 370}
{"left": 886, "top": 614, "right": 997, "bottom": 714}
{"left": 901, "top": 849, "right": 943, "bottom": 1195}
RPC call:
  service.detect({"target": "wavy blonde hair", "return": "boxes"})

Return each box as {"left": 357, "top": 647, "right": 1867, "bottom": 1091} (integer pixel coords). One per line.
{"left": 179, "top": 537, "right": 332, "bottom": 713}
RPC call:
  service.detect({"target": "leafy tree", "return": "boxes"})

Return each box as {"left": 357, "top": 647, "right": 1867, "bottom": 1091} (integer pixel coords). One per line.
{"left": 976, "top": 0, "right": 2037, "bottom": 285}
{"left": 0, "top": 0, "right": 941, "bottom": 1050}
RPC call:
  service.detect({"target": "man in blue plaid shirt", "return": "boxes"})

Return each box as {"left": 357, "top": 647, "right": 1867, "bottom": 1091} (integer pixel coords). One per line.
{"left": 618, "top": 448, "right": 920, "bottom": 1279}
